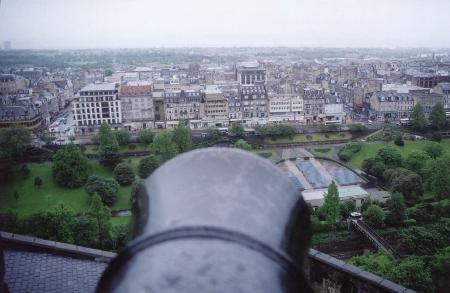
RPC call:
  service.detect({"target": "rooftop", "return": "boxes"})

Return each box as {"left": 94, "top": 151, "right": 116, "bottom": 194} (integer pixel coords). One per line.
{"left": 302, "top": 185, "right": 369, "bottom": 201}
{"left": 80, "top": 83, "right": 118, "bottom": 92}
{"left": 120, "top": 84, "right": 152, "bottom": 96}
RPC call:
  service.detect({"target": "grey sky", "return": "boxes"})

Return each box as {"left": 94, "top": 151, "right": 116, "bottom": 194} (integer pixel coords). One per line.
{"left": 1, "top": 0, "right": 449, "bottom": 49}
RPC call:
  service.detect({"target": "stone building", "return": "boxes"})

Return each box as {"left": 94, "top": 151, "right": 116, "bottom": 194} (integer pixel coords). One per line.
{"left": 268, "top": 93, "right": 303, "bottom": 123}
{"left": 367, "top": 92, "right": 414, "bottom": 121}
{"left": 120, "top": 83, "right": 154, "bottom": 131}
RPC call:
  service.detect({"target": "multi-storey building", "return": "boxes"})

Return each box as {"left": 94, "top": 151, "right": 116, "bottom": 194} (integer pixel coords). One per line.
{"left": 163, "top": 89, "right": 202, "bottom": 123}
{"left": 413, "top": 93, "right": 446, "bottom": 119}
{"left": 268, "top": 94, "right": 303, "bottom": 123}
{"left": 368, "top": 92, "right": 414, "bottom": 121}
{"left": 72, "top": 83, "right": 121, "bottom": 134}
{"left": 303, "top": 87, "right": 325, "bottom": 124}
{"left": 237, "top": 62, "right": 268, "bottom": 125}
{"left": 120, "top": 83, "right": 154, "bottom": 131}
{"left": 433, "top": 82, "right": 450, "bottom": 109}
{"left": 0, "top": 74, "right": 30, "bottom": 95}
{"left": 324, "top": 94, "right": 345, "bottom": 124}
{"left": 0, "top": 105, "right": 42, "bottom": 130}
{"left": 195, "top": 87, "right": 230, "bottom": 128}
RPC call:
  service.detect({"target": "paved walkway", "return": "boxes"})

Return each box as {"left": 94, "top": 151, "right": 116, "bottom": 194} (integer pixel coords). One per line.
{"left": 309, "top": 158, "right": 336, "bottom": 186}
{"left": 284, "top": 159, "right": 313, "bottom": 190}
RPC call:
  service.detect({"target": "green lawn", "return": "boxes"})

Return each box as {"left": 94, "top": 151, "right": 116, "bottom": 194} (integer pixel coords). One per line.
{"left": 0, "top": 160, "right": 141, "bottom": 218}
{"left": 110, "top": 216, "right": 132, "bottom": 228}
{"left": 264, "top": 132, "right": 351, "bottom": 144}
{"left": 349, "top": 140, "right": 450, "bottom": 168}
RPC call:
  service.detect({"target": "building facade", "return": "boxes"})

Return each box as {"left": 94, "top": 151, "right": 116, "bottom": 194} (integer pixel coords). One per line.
{"left": 368, "top": 92, "right": 414, "bottom": 121}
{"left": 120, "top": 84, "right": 154, "bottom": 130}
{"left": 268, "top": 93, "right": 304, "bottom": 123}
{"left": 72, "top": 83, "right": 121, "bottom": 134}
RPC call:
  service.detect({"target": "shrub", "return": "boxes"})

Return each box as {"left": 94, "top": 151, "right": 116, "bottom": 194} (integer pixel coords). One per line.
{"left": 128, "top": 144, "right": 137, "bottom": 150}
{"left": 431, "top": 132, "right": 442, "bottom": 142}
{"left": 363, "top": 204, "right": 385, "bottom": 228}
{"left": 139, "top": 129, "right": 154, "bottom": 145}
{"left": 85, "top": 175, "right": 119, "bottom": 206}
{"left": 34, "top": 176, "right": 43, "bottom": 188}
{"left": 138, "top": 156, "right": 161, "bottom": 179}
{"left": 20, "top": 164, "right": 30, "bottom": 176}
{"left": 349, "top": 124, "right": 368, "bottom": 133}
{"left": 306, "top": 135, "right": 312, "bottom": 140}
{"left": 53, "top": 143, "right": 90, "bottom": 188}
{"left": 338, "top": 143, "right": 361, "bottom": 162}
{"left": 113, "top": 163, "right": 135, "bottom": 186}
{"left": 394, "top": 136, "right": 404, "bottom": 146}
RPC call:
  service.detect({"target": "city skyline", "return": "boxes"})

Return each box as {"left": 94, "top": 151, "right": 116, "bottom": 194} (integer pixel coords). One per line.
{"left": 1, "top": 0, "right": 450, "bottom": 49}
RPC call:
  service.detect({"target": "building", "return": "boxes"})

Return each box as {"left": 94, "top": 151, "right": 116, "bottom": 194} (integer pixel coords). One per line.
{"left": 0, "top": 74, "right": 30, "bottom": 95}
{"left": 324, "top": 94, "right": 345, "bottom": 124}
{"left": 195, "top": 87, "right": 230, "bottom": 128}
{"left": 0, "top": 105, "right": 42, "bottom": 130}
{"left": 225, "top": 93, "right": 242, "bottom": 121}
{"left": 163, "top": 89, "right": 202, "bottom": 123}
{"left": 368, "top": 92, "right": 414, "bottom": 121}
{"left": 302, "top": 185, "right": 369, "bottom": 209}
{"left": 303, "top": 87, "right": 325, "bottom": 124}
{"left": 268, "top": 93, "right": 303, "bottom": 123}
{"left": 119, "top": 83, "right": 154, "bottom": 131}
{"left": 72, "top": 83, "right": 121, "bottom": 134}
{"left": 413, "top": 93, "right": 446, "bottom": 118}
{"left": 237, "top": 62, "right": 268, "bottom": 125}
{"left": 433, "top": 82, "right": 450, "bottom": 109}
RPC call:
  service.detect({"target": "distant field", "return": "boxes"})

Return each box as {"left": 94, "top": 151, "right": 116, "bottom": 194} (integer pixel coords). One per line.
{"left": 264, "top": 132, "right": 351, "bottom": 144}
{"left": 0, "top": 159, "right": 144, "bottom": 218}
{"left": 349, "top": 140, "right": 450, "bottom": 168}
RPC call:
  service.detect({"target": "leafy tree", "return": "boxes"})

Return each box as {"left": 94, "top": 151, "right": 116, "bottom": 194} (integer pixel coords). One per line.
{"left": 130, "top": 179, "right": 144, "bottom": 210}
{"left": 0, "top": 124, "right": 32, "bottom": 161}
{"left": 349, "top": 123, "right": 368, "bottom": 133}
{"left": 229, "top": 121, "right": 244, "bottom": 136}
{"left": 71, "top": 215, "right": 99, "bottom": 248}
{"left": 28, "top": 205, "right": 75, "bottom": 244}
{"left": 34, "top": 176, "right": 43, "bottom": 188}
{"left": 114, "top": 129, "right": 130, "bottom": 146}
{"left": 385, "top": 193, "right": 406, "bottom": 226}
{"left": 85, "top": 175, "right": 119, "bottom": 206}
{"left": 424, "top": 157, "right": 450, "bottom": 199}
{"left": 207, "top": 128, "right": 221, "bottom": 140}
{"left": 429, "top": 102, "right": 447, "bottom": 130}
{"left": 348, "top": 251, "right": 395, "bottom": 278}
{"left": 339, "top": 200, "right": 356, "bottom": 219}
{"left": 394, "top": 135, "right": 404, "bottom": 146}
{"left": 234, "top": 139, "right": 252, "bottom": 151}
{"left": 384, "top": 168, "right": 423, "bottom": 199}
{"left": 52, "top": 143, "right": 90, "bottom": 188}
{"left": 88, "top": 193, "right": 112, "bottom": 248}
{"left": 388, "top": 257, "right": 433, "bottom": 293}
{"left": 363, "top": 204, "right": 385, "bottom": 228}
{"left": 151, "top": 131, "right": 178, "bottom": 162}
{"left": 410, "top": 103, "right": 428, "bottom": 131}
{"left": 404, "top": 150, "right": 430, "bottom": 173}
{"left": 105, "top": 69, "right": 113, "bottom": 76}
{"left": 319, "top": 181, "right": 340, "bottom": 228}
{"left": 138, "top": 156, "right": 161, "bottom": 179}
{"left": 172, "top": 121, "right": 192, "bottom": 153}
{"left": 13, "top": 191, "right": 19, "bottom": 201}
{"left": 111, "top": 224, "right": 131, "bottom": 250}
{"left": 432, "top": 246, "right": 450, "bottom": 293}
{"left": 423, "top": 141, "right": 443, "bottom": 159}
{"left": 400, "top": 225, "right": 444, "bottom": 255}
{"left": 113, "top": 163, "right": 135, "bottom": 186}
{"left": 139, "top": 129, "right": 154, "bottom": 145}
{"left": 98, "top": 123, "right": 122, "bottom": 167}
{"left": 432, "top": 131, "right": 442, "bottom": 142}
{"left": 375, "top": 146, "right": 402, "bottom": 168}
{"left": 39, "top": 133, "right": 56, "bottom": 146}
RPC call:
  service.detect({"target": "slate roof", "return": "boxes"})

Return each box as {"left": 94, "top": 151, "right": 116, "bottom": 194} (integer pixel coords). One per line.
{"left": 3, "top": 249, "right": 107, "bottom": 293}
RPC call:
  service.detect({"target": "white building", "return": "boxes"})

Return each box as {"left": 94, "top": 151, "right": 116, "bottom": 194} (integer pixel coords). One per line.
{"left": 268, "top": 94, "right": 304, "bottom": 123}
{"left": 302, "top": 185, "right": 369, "bottom": 209}
{"left": 324, "top": 94, "right": 346, "bottom": 124}
{"left": 72, "top": 83, "right": 121, "bottom": 134}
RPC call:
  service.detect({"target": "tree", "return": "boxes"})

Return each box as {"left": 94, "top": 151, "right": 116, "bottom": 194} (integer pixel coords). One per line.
{"left": 431, "top": 246, "right": 450, "bottom": 293}
{"left": 85, "top": 175, "right": 119, "bottom": 206}
{"left": 349, "top": 123, "right": 368, "bottom": 133}
{"left": 34, "top": 176, "right": 43, "bottom": 188}
{"left": 229, "top": 121, "right": 244, "bottom": 137}
{"left": 88, "top": 193, "right": 112, "bottom": 248}
{"left": 388, "top": 257, "right": 433, "bottom": 293}
{"left": 138, "top": 156, "right": 161, "bottom": 179}
{"left": 375, "top": 146, "right": 402, "bottom": 168}
{"left": 432, "top": 131, "right": 442, "bottom": 142}
{"left": 339, "top": 200, "right": 356, "bottom": 219}
{"left": 0, "top": 124, "right": 32, "bottom": 161}
{"left": 400, "top": 226, "right": 442, "bottom": 255}
{"left": 349, "top": 251, "right": 395, "bottom": 278}
{"left": 429, "top": 102, "right": 447, "bottom": 130}
{"left": 394, "top": 135, "right": 404, "bottom": 146}
{"left": 234, "top": 139, "right": 252, "bottom": 151}
{"left": 28, "top": 205, "right": 75, "bottom": 244}
{"left": 385, "top": 193, "right": 406, "bottom": 226}
{"left": 151, "top": 131, "right": 178, "bottom": 162}
{"left": 113, "top": 163, "right": 135, "bottom": 186}
{"left": 52, "top": 143, "right": 90, "bottom": 188}
{"left": 404, "top": 150, "right": 430, "bottom": 173}
{"left": 410, "top": 103, "right": 428, "bottom": 131}
{"left": 319, "top": 181, "right": 340, "bottom": 228}
{"left": 207, "top": 128, "right": 221, "bottom": 140}
{"left": 172, "top": 121, "right": 192, "bottom": 153}
{"left": 423, "top": 141, "right": 443, "bottom": 159}
{"left": 39, "top": 133, "right": 56, "bottom": 146}
{"left": 71, "top": 215, "right": 99, "bottom": 248}
{"left": 114, "top": 129, "right": 130, "bottom": 146}
{"left": 384, "top": 168, "right": 423, "bottom": 199}
{"left": 424, "top": 157, "right": 450, "bottom": 199}
{"left": 363, "top": 204, "right": 385, "bottom": 228}
{"left": 13, "top": 191, "right": 19, "bottom": 201}
{"left": 98, "top": 123, "right": 122, "bottom": 167}
{"left": 139, "top": 129, "right": 154, "bottom": 145}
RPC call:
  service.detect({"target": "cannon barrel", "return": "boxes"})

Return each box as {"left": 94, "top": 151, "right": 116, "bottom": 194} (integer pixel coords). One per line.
{"left": 98, "top": 148, "right": 312, "bottom": 293}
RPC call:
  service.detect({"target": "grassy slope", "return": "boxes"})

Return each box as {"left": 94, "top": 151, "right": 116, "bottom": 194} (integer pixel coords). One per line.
{"left": 0, "top": 159, "right": 144, "bottom": 218}
{"left": 264, "top": 132, "right": 351, "bottom": 144}
{"left": 349, "top": 140, "right": 450, "bottom": 168}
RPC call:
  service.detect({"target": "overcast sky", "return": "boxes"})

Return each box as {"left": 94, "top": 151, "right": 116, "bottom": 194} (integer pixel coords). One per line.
{"left": 1, "top": 0, "right": 449, "bottom": 49}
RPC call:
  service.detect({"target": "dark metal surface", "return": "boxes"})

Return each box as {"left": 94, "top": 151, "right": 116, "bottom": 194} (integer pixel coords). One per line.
{"left": 98, "top": 148, "right": 312, "bottom": 293}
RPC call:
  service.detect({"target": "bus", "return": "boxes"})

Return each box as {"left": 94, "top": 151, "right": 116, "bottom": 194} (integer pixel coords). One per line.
{"left": 398, "top": 118, "right": 412, "bottom": 127}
